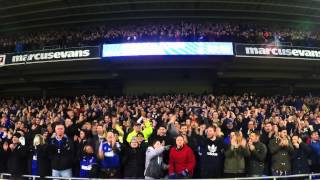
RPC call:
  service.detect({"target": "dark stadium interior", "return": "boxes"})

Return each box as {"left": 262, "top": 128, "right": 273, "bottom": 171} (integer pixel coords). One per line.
{"left": 2, "top": 1, "right": 320, "bottom": 179}
{"left": 1, "top": 56, "right": 320, "bottom": 97}
{"left": 0, "top": 0, "right": 319, "bottom": 32}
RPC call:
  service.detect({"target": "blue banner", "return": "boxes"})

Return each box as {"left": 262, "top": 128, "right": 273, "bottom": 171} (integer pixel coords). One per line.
{"left": 102, "top": 42, "right": 234, "bottom": 57}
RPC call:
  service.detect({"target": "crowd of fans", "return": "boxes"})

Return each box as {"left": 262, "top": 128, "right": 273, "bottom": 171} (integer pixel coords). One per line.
{"left": 0, "top": 94, "right": 320, "bottom": 179}
{"left": 1, "top": 22, "right": 320, "bottom": 53}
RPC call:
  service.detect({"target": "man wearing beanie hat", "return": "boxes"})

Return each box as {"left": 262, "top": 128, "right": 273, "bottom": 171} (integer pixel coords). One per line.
{"left": 2, "top": 132, "right": 27, "bottom": 179}
{"left": 268, "top": 126, "right": 293, "bottom": 176}
{"left": 122, "top": 136, "right": 146, "bottom": 178}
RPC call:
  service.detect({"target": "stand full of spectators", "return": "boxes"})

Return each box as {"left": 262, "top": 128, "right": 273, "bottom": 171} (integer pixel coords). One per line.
{"left": 1, "top": 22, "right": 320, "bottom": 53}
{"left": 0, "top": 94, "right": 320, "bottom": 179}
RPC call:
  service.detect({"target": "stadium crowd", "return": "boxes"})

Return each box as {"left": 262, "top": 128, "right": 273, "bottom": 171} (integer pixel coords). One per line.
{"left": 0, "top": 94, "right": 320, "bottom": 179}
{"left": 1, "top": 22, "right": 320, "bottom": 53}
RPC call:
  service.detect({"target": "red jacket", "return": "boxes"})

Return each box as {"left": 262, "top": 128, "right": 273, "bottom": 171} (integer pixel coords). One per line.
{"left": 169, "top": 144, "right": 196, "bottom": 175}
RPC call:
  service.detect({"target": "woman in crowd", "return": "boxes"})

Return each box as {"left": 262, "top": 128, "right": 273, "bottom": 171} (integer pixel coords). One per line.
{"left": 28, "top": 134, "right": 50, "bottom": 178}
{"left": 145, "top": 139, "right": 170, "bottom": 179}
{"left": 168, "top": 135, "right": 196, "bottom": 179}
{"left": 74, "top": 129, "right": 92, "bottom": 177}
{"left": 224, "top": 131, "right": 249, "bottom": 178}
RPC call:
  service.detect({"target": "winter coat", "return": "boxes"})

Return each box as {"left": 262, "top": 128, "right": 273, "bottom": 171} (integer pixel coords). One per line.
{"left": 0, "top": 142, "right": 8, "bottom": 173}
{"left": 5, "top": 143, "right": 27, "bottom": 177}
{"left": 168, "top": 145, "right": 196, "bottom": 176}
{"left": 122, "top": 146, "right": 146, "bottom": 178}
{"left": 48, "top": 136, "right": 75, "bottom": 170}
{"left": 28, "top": 144, "right": 51, "bottom": 177}
{"left": 144, "top": 146, "right": 166, "bottom": 179}
{"left": 268, "top": 137, "right": 293, "bottom": 172}
{"left": 247, "top": 141, "right": 267, "bottom": 176}
{"left": 309, "top": 140, "right": 320, "bottom": 169}
{"left": 291, "top": 142, "right": 312, "bottom": 174}
{"left": 224, "top": 145, "right": 249, "bottom": 174}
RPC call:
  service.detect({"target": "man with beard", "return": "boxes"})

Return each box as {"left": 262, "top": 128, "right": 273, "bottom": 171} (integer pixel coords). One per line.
{"left": 260, "top": 121, "right": 274, "bottom": 175}
{"left": 247, "top": 131, "right": 267, "bottom": 176}
{"left": 197, "top": 126, "right": 225, "bottom": 178}
{"left": 260, "top": 122, "right": 274, "bottom": 145}
{"left": 149, "top": 126, "right": 171, "bottom": 146}
{"left": 268, "top": 127, "right": 293, "bottom": 176}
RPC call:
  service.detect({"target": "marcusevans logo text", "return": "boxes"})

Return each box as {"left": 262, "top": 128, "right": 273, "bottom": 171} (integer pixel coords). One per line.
{"left": 12, "top": 49, "right": 90, "bottom": 63}
{"left": 0, "top": 55, "right": 5, "bottom": 66}
{"left": 245, "top": 47, "right": 320, "bottom": 58}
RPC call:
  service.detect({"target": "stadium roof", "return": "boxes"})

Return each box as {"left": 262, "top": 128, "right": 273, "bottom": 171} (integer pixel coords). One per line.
{"left": 0, "top": 0, "right": 319, "bottom": 32}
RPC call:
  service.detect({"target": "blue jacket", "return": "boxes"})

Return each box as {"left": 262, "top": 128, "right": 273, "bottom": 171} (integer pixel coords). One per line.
{"left": 31, "top": 150, "right": 38, "bottom": 175}
{"left": 79, "top": 155, "right": 97, "bottom": 178}
{"left": 100, "top": 142, "right": 121, "bottom": 169}
{"left": 309, "top": 140, "right": 320, "bottom": 166}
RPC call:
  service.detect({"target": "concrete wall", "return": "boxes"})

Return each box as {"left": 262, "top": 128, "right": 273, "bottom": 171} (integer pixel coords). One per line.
{"left": 123, "top": 79, "right": 213, "bottom": 95}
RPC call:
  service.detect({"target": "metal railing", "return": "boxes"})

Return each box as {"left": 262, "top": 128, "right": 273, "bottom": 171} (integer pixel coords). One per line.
{"left": 1, "top": 173, "right": 320, "bottom": 180}
{"left": 0, "top": 173, "right": 88, "bottom": 180}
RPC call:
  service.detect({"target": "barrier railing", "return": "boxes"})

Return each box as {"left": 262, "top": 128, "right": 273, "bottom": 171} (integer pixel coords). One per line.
{"left": 0, "top": 173, "right": 88, "bottom": 180}
{"left": 1, "top": 173, "right": 320, "bottom": 180}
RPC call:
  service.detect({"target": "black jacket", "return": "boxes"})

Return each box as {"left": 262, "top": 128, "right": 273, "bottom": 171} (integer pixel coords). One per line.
{"left": 268, "top": 137, "right": 293, "bottom": 172}
{"left": 5, "top": 143, "right": 27, "bottom": 177}
{"left": 48, "top": 136, "right": 74, "bottom": 170}
{"left": 198, "top": 137, "right": 226, "bottom": 178}
{"left": 149, "top": 134, "right": 171, "bottom": 146}
{"left": 74, "top": 139, "right": 93, "bottom": 161}
{"left": 260, "top": 131, "right": 274, "bottom": 175}
{"left": 291, "top": 143, "right": 312, "bottom": 174}
{"left": 65, "top": 124, "right": 78, "bottom": 138}
{"left": 122, "top": 146, "right": 146, "bottom": 178}
{"left": 0, "top": 142, "right": 8, "bottom": 173}
{"left": 248, "top": 141, "right": 267, "bottom": 176}
{"left": 91, "top": 135, "right": 104, "bottom": 155}
{"left": 28, "top": 144, "right": 51, "bottom": 177}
